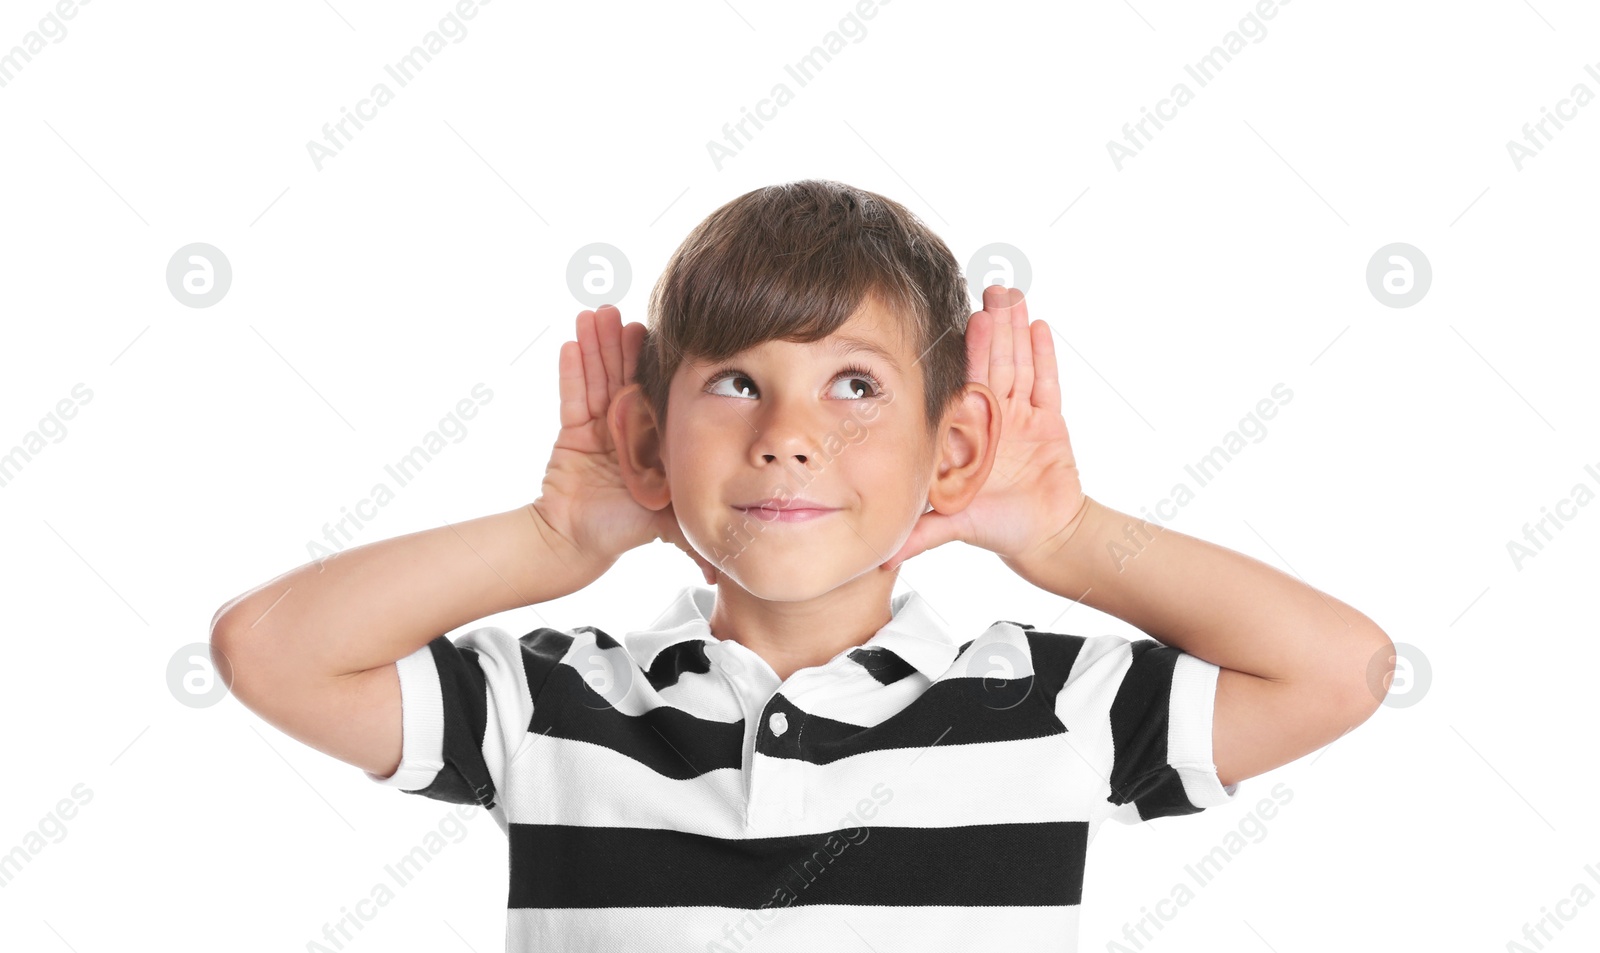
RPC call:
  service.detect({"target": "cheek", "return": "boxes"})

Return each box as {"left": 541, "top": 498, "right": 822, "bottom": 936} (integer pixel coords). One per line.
{"left": 664, "top": 421, "right": 731, "bottom": 495}
{"left": 837, "top": 429, "right": 920, "bottom": 490}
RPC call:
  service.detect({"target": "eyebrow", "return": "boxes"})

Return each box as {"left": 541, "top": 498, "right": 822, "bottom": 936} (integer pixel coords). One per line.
{"left": 828, "top": 334, "right": 902, "bottom": 372}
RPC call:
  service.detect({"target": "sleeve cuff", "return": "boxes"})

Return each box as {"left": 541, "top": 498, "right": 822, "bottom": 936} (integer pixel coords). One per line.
{"left": 1166, "top": 652, "right": 1241, "bottom": 809}
{"left": 365, "top": 641, "right": 447, "bottom": 791}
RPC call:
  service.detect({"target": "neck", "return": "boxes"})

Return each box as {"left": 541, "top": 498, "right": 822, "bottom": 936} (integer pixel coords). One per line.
{"left": 707, "top": 571, "right": 898, "bottom": 682}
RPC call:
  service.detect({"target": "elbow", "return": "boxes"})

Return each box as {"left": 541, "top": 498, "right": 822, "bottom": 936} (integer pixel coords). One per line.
{"left": 208, "top": 602, "right": 260, "bottom": 705}
{"left": 1340, "top": 623, "right": 1395, "bottom": 721}
{"left": 1302, "top": 620, "right": 1394, "bottom": 725}
{"left": 208, "top": 598, "right": 246, "bottom": 658}
{"left": 207, "top": 610, "right": 240, "bottom": 701}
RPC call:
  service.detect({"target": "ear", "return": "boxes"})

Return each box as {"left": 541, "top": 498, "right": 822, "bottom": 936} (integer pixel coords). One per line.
{"left": 608, "top": 382, "right": 672, "bottom": 511}
{"left": 926, "top": 382, "right": 1000, "bottom": 514}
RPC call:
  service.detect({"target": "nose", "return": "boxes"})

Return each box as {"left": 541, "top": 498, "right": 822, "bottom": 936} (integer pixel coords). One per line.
{"left": 750, "top": 396, "right": 820, "bottom": 469}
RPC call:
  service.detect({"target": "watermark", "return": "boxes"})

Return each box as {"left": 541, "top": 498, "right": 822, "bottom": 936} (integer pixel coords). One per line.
{"left": 566, "top": 242, "right": 632, "bottom": 307}
{"left": 705, "top": 781, "right": 893, "bottom": 952}
{"left": 1369, "top": 641, "right": 1429, "bottom": 708}
{"left": 0, "top": 0, "right": 94, "bottom": 91}
{"left": 574, "top": 631, "right": 636, "bottom": 711}
{"left": 0, "top": 782, "right": 93, "bottom": 889}
{"left": 305, "top": 802, "right": 487, "bottom": 951}
{"left": 1108, "top": 383, "right": 1294, "bottom": 572}
{"left": 305, "top": 0, "right": 496, "bottom": 171}
{"left": 0, "top": 382, "right": 93, "bottom": 490}
{"left": 1365, "top": 242, "right": 1431, "bottom": 308}
{"left": 169, "top": 641, "right": 234, "bottom": 709}
{"left": 1106, "top": 0, "right": 1296, "bottom": 171}
{"left": 1505, "top": 61, "right": 1600, "bottom": 172}
{"left": 706, "top": 0, "right": 894, "bottom": 171}
{"left": 1502, "top": 862, "right": 1600, "bottom": 952}
{"left": 167, "top": 242, "right": 233, "bottom": 308}
{"left": 964, "top": 636, "right": 1033, "bottom": 710}
{"left": 966, "top": 242, "right": 1033, "bottom": 299}
{"left": 1505, "top": 460, "right": 1599, "bottom": 571}
{"left": 305, "top": 383, "right": 495, "bottom": 560}
{"left": 1104, "top": 781, "right": 1292, "bottom": 952}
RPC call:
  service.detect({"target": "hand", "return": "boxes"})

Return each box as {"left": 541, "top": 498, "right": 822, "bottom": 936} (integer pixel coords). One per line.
{"left": 531, "top": 305, "right": 720, "bottom": 585}
{"left": 880, "top": 285, "right": 1089, "bottom": 572}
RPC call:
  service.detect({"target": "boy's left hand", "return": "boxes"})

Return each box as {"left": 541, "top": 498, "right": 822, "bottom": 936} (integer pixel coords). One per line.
{"left": 880, "top": 285, "right": 1089, "bottom": 573}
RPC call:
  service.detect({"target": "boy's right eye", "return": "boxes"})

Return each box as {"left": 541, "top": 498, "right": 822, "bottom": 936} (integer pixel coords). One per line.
{"left": 705, "top": 370, "right": 757, "bottom": 399}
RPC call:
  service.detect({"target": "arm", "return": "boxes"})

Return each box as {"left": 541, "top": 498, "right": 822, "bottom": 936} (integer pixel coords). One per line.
{"left": 1004, "top": 495, "right": 1394, "bottom": 789}
{"left": 881, "top": 285, "right": 1394, "bottom": 793}
{"left": 210, "top": 504, "right": 611, "bottom": 780}
{"left": 210, "top": 304, "right": 711, "bottom": 781}
{"left": 213, "top": 504, "right": 606, "bottom": 678}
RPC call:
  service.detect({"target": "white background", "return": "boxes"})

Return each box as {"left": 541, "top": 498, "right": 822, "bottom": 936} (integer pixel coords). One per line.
{"left": 1, "top": 0, "right": 1595, "bottom": 949}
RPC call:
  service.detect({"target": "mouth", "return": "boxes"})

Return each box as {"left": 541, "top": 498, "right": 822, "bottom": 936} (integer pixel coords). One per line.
{"left": 733, "top": 503, "right": 841, "bottom": 524}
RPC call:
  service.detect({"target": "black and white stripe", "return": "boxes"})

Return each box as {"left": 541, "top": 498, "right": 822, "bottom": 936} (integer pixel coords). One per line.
{"left": 368, "top": 584, "right": 1238, "bottom": 951}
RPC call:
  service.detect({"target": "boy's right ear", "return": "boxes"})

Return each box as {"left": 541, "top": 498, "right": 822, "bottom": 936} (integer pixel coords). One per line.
{"left": 608, "top": 383, "right": 671, "bottom": 511}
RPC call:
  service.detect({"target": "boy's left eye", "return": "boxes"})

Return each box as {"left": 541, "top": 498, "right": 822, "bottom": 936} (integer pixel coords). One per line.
{"left": 827, "top": 365, "right": 883, "bottom": 399}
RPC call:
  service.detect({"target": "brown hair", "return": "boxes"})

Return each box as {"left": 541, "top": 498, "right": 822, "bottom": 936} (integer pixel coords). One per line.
{"left": 635, "top": 179, "right": 971, "bottom": 438}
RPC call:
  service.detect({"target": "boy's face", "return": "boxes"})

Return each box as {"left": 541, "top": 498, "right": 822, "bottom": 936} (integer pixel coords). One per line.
{"left": 660, "top": 296, "right": 937, "bottom": 600}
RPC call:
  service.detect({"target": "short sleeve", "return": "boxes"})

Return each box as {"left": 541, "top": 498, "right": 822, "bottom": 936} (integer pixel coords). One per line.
{"left": 1056, "top": 634, "right": 1240, "bottom": 824}
{"left": 365, "top": 625, "right": 565, "bottom": 811}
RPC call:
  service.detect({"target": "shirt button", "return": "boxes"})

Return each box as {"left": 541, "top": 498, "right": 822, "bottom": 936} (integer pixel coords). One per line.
{"left": 768, "top": 712, "right": 788, "bottom": 737}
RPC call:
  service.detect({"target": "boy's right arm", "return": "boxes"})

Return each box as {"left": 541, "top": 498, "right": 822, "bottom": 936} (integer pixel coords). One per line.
{"left": 208, "top": 503, "right": 610, "bottom": 781}
{"left": 209, "top": 304, "right": 711, "bottom": 783}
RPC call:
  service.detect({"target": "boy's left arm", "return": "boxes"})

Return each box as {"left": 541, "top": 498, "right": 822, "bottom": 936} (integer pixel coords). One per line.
{"left": 1005, "top": 495, "right": 1393, "bottom": 788}
{"left": 882, "top": 286, "right": 1394, "bottom": 789}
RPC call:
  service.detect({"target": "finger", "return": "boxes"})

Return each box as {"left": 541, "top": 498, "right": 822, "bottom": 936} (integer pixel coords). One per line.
{"left": 882, "top": 510, "right": 962, "bottom": 573}
{"left": 693, "top": 550, "right": 717, "bottom": 586}
{"left": 621, "top": 321, "right": 644, "bottom": 386}
{"left": 1009, "top": 288, "right": 1033, "bottom": 401}
{"left": 984, "top": 285, "right": 1014, "bottom": 400}
{"left": 660, "top": 507, "right": 716, "bottom": 584}
{"left": 576, "top": 309, "right": 608, "bottom": 422}
{"left": 594, "top": 304, "right": 625, "bottom": 402}
{"left": 558, "top": 340, "right": 588, "bottom": 429}
{"left": 966, "top": 309, "right": 991, "bottom": 387}
{"left": 1031, "top": 319, "right": 1061, "bottom": 414}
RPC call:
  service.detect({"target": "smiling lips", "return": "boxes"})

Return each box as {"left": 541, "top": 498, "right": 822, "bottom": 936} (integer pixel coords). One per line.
{"left": 734, "top": 498, "right": 840, "bottom": 523}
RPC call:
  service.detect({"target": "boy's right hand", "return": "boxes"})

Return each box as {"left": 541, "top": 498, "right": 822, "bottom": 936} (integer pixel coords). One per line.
{"left": 531, "top": 305, "right": 719, "bottom": 586}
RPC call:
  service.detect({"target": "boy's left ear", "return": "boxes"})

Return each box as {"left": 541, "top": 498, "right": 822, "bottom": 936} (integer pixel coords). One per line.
{"left": 926, "top": 382, "right": 1000, "bottom": 513}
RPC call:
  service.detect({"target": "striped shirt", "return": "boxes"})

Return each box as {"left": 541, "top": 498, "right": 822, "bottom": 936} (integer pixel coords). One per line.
{"left": 367, "top": 583, "right": 1240, "bottom": 951}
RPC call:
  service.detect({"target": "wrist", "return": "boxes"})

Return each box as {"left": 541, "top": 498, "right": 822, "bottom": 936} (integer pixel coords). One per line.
{"left": 524, "top": 501, "right": 615, "bottom": 586}
{"left": 1001, "top": 495, "right": 1100, "bottom": 591}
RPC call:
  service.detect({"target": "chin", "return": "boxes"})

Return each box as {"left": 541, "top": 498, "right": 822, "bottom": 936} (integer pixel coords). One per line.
{"left": 713, "top": 564, "right": 840, "bottom": 601}
{"left": 719, "top": 570, "right": 825, "bottom": 602}
{"left": 716, "top": 554, "right": 885, "bottom": 602}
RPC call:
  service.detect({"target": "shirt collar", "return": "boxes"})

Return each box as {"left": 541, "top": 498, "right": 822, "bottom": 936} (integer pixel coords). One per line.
{"left": 621, "top": 584, "right": 961, "bottom": 680}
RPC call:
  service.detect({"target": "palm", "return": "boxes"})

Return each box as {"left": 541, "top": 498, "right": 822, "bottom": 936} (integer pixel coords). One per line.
{"left": 963, "top": 286, "right": 1085, "bottom": 560}
{"left": 538, "top": 417, "right": 654, "bottom": 564}
{"left": 964, "top": 367, "right": 1083, "bottom": 562}
{"left": 884, "top": 286, "right": 1087, "bottom": 571}
{"left": 532, "top": 306, "right": 717, "bottom": 583}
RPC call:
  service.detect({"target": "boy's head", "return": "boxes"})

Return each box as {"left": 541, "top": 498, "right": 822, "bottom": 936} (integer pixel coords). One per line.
{"left": 611, "top": 179, "right": 999, "bottom": 599}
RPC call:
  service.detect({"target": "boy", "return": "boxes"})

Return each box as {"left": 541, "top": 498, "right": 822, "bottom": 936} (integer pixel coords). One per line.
{"left": 211, "top": 180, "right": 1393, "bottom": 951}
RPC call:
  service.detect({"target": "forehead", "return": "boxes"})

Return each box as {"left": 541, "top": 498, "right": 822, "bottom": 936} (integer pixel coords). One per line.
{"left": 810, "top": 296, "right": 913, "bottom": 369}
{"left": 722, "top": 294, "right": 916, "bottom": 368}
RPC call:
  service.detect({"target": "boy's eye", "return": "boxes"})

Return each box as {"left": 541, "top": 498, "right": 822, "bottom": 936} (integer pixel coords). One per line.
{"left": 706, "top": 372, "right": 758, "bottom": 399}
{"left": 703, "top": 366, "right": 883, "bottom": 401}
{"left": 827, "top": 373, "right": 880, "bottom": 400}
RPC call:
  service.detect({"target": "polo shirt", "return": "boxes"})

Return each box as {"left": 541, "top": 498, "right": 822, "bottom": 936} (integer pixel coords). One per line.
{"left": 367, "top": 583, "right": 1241, "bottom": 951}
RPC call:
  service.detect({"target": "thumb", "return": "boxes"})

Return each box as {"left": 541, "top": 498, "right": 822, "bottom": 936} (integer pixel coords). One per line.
{"left": 881, "top": 507, "right": 967, "bottom": 573}
{"left": 655, "top": 503, "right": 719, "bottom": 586}
{"left": 679, "top": 540, "right": 718, "bottom": 586}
